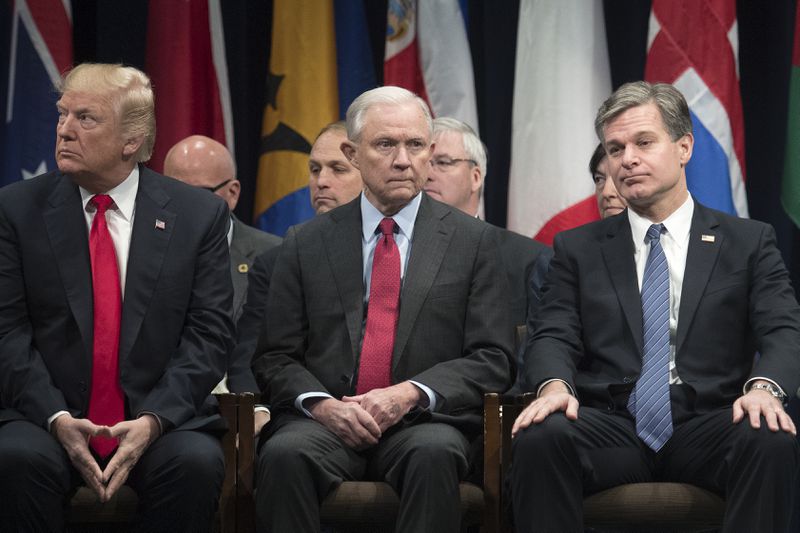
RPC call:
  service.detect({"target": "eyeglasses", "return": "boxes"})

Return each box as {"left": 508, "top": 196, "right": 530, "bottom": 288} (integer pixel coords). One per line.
{"left": 202, "top": 179, "right": 233, "bottom": 193}
{"left": 429, "top": 157, "right": 477, "bottom": 170}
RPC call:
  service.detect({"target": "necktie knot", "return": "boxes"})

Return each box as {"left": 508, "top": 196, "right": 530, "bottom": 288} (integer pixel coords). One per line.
{"left": 91, "top": 194, "right": 114, "bottom": 215}
{"left": 646, "top": 223, "right": 665, "bottom": 245}
{"left": 378, "top": 218, "right": 397, "bottom": 237}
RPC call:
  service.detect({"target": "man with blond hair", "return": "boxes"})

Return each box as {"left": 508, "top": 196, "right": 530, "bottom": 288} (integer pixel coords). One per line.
{"left": 0, "top": 63, "right": 233, "bottom": 532}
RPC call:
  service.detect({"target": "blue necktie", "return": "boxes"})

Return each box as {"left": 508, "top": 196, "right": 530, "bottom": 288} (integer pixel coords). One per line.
{"left": 628, "top": 223, "right": 673, "bottom": 452}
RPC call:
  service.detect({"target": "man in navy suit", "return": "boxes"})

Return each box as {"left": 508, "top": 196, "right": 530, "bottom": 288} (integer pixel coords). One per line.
{"left": 511, "top": 81, "right": 800, "bottom": 532}
{"left": 0, "top": 63, "right": 234, "bottom": 532}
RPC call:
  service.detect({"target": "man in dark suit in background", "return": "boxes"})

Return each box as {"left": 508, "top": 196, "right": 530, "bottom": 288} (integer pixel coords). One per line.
{"left": 0, "top": 63, "right": 234, "bottom": 532}
{"left": 252, "top": 86, "right": 513, "bottom": 533}
{"left": 511, "top": 81, "right": 800, "bottom": 532}
{"left": 424, "top": 116, "right": 552, "bottom": 328}
{"left": 163, "top": 134, "right": 281, "bottom": 323}
{"left": 234, "top": 121, "right": 363, "bottom": 389}
{"left": 164, "top": 135, "right": 280, "bottom": 435}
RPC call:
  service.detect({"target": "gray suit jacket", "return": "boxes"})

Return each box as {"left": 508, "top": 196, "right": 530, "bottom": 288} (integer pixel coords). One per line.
{"left": 229, "top": 216, "right": 281, "bottom": 321}
{"left": 252, "top": 193, "right": 514, "bottom": 437}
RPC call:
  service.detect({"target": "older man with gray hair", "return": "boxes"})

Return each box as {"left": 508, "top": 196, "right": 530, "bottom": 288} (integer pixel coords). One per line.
{"left": 426, "top": 117, "right": 552, "bottom": 328}
{"left": 252, "top": 86, "right": 513, "bottom": 533}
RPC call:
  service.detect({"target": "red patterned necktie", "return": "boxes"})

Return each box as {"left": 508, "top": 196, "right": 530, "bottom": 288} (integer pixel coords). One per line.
{"left": 356, "top": 218, "right": 401, "bottom": 394}
{"left": 87, "top": 194, "right": 124, "bottom": 457}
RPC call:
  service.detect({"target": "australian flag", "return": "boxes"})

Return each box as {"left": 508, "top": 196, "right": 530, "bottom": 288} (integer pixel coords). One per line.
{"left": 1, "top": 0, "right": 73, "bottom": 186}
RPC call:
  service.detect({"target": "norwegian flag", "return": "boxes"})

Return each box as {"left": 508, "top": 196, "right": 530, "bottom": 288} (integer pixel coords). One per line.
{"left": 646, "top": 0, "right": 748, "bottom": 217}
{"left": 1, "top": 0, "right": 73, "bottom": 186}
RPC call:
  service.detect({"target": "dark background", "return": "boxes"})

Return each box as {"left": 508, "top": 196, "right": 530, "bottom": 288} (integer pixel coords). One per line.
{"left": 1, "top": 0, "right": 799, "bottom": 286}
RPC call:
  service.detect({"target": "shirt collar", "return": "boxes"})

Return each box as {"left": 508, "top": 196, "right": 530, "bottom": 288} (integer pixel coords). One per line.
{"left": 360, "top": 191, "right": 422, "bottom": 242}
{"left": 627, "top": 194, "right": 694, "bottom": 250}
{"left": 80, "top": 166, "right": 139, "bottom": 221}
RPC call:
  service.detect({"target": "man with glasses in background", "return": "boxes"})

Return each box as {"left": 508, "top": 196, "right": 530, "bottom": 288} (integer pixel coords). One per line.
{"left": 425, "top": 117, "right": 551, "bottom": 330}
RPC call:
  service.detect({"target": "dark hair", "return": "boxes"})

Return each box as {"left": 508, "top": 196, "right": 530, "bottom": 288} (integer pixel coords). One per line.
{"left": 589, "top": 143, "right": 606, "bottom": 178}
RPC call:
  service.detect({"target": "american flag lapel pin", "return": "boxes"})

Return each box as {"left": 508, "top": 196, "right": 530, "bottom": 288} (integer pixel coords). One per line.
{"left": 155, "top": 219, "right": 166, "bottom": 230}
{"left": 701, "top": 234, "right": 715, "bottom": 243}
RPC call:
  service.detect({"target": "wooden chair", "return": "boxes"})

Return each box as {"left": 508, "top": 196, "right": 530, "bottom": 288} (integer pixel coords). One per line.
{"left": 66, "top": 392, "right": 239, "bottom": 533}
{"left": 235, "top": 391, "right": 498, "bottom": 533}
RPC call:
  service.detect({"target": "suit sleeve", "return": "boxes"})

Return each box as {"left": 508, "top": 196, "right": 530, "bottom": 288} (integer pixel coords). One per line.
{"left": 228, "top": 247, "right": 279, "bottom": 393}
{"left": 748, "top": 224, "right": 800, "bottom": 395}
{"left": 252, "top": 226, "right": 332, "bottom": 409}
{"left": 521, "top": 233, "right": 585, "bottom": 394}
{"left": 407, "top": 224, "right": 515, "bottom": 413}
{"left": 138, "top": 199, "right": 234, "bottom": 428}
{"left": 0, "top": 202, "right": 69, "bottom": 426}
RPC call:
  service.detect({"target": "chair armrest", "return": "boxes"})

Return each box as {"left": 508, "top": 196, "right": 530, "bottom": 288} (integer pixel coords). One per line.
{"left": 484, "top": 392, "right": 524, "bottom": 533}
{"left": 236, "top": 392, "right": 258, "bottom": 533}
{"left": 213, "top": 392, "right": 238, "bottom": 533}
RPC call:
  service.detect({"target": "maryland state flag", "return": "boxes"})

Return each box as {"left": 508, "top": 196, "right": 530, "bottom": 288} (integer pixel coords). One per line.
{"left": 255, "top": 0, "right": 339, "bottom": 236}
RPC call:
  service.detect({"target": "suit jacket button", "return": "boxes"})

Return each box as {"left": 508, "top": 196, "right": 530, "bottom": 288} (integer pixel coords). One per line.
{"left": 79, "top": 381, "right": 87, "bottom": 392}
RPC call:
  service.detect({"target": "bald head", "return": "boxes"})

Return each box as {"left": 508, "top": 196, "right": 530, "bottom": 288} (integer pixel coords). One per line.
{"left": 164, "top": 135, "right": 240, "bottom": 211}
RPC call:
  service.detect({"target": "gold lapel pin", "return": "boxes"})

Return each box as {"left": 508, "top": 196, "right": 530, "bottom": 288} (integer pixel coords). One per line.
{"left": 238, "top": 264, "right": 249, "bottom": 273}
{"left": 701, "top": 234, "right": 715, "bottom": 243}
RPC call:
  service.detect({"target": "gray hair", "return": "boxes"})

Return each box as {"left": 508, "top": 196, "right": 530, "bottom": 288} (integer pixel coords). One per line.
{"left": 432, "top": 117, "right": 487, "bottom": 180}
{"left": 59, "top": 63, "right": 156, "bottom": 162}
{"left": 594, "top": 81, "right": 692, "bottom": 144}
{"left": 345, "top": 86, "right": 433, "bottom": 143}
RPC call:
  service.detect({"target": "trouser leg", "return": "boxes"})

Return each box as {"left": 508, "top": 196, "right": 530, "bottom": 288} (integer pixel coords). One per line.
{"left": 126, "top": 430, "right": 224, "bottom": 533}
{"left": 511, "top": 409, "right": 652, "bottom": 533}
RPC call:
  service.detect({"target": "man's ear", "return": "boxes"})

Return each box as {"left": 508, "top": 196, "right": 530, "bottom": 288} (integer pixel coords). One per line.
{"left": 341, "top": 141, "right": 359, "bottom": 169}
{"left": 470, "top": 166, "right": 483, "bottom": 194}
{"left": 122, "top": 135, "right": 144, "bottom": 159}
{"left": 678, "top": 132, "right": 694, "bottom": 167}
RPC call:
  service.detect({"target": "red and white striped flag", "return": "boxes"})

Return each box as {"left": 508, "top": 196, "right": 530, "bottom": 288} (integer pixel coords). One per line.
{"left": 507, "top": 0, "right": 611, "bottom": 244}
{"left": 145, "top": 0, "right": 234, "bottom": 172}
{"left": 647, "top": 0, "right": 747, "bottom": 217}
{"left": 384, "top": 0, "right": 478, "bottom": 132}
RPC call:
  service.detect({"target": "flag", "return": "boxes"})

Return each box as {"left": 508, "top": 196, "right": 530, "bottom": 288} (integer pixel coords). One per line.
{"left": 507, "top": 0, "right": 611, "bottom": 244}
{"left": 646, "top": 0, "right": 748, "bottom": 217}
{"left": 145, "top": 0, "right": 234, "bottom": 173}
{"left": 254, "top": 0, "right": 341, "bottom": 236}
{"left": 334, "top": 0, "right": 377, "bottom": 119}
{"left": 782, "top": 1, "right": 800, "bottom": 227}
{"left": 1, "top": 0, "right": 72, "bottom": 186}
{"left": 384, "top": 0, "right": 479, "bottom": 132}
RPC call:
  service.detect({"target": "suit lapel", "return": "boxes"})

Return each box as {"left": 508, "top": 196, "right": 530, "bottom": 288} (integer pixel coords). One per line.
{"left": 43, "top": 174, "right": 93, "bottom": 357}
{"left": 325, "top": 200, "right": 365, "bottom": 361}
{"left": 393, "top": 195, "right": 451, "bottom": 366}
{"left": 676, "top": 204, "right": 721, "bottom": 352}
{"left": 119, "top": 168, "right": 175, "bottom": 362}
{"left": 600, "top": 214, "right": 644, "bottom": 355}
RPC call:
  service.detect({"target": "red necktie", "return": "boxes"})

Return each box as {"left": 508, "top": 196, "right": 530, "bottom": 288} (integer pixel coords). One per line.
{"left": 356, "top": 218, "right": 401, "bottom": 394}
{"left": 87, "top": 194, "right": 124, "bottom": 457}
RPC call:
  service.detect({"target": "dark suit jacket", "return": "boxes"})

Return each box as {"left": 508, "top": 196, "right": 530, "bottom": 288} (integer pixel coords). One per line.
{"left": 490, "top": 224, "right": 552, "bottom": 327}
{"left": 229, "top": 245, "right": 280, "bottom": 393}
{"left": 229, "top": 216, "right": 281, "bottom": 321}
{"left": 226, "top": 218, "right": 280, "bottom": 393}
{"left": 523, "top": 201, "right": 800, "bottom": 418}
{"left": 0, "top": 166, "right": 235, "bottom": 432}
{"left": 252, "top": 193, "right": 514, "bottom": 436}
